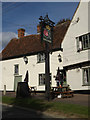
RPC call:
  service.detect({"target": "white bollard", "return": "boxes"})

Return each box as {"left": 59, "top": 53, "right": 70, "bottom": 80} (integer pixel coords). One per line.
{"left": 4, "top": 85, "right": 6, "bottom": 95}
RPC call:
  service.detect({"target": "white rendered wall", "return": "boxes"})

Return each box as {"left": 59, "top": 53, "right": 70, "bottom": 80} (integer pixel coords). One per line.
{"left": 0, "top": 62, "right": 2, "bottom": 90}
{"left": 88, "top": 1, "right": 90, "bottom": 60}
{"left": 62, "top": 1, "right": 90, "bottom": 91}
{"left": 67, "top": 67, "right": 90, "bottom": 90}
{"left": 50, "top": 51, "right": 63, "bottom": 87}
{"left": 2, "top": 58, "right": 25, "bottom": 91}
{"left": 63, "top": 1, "right": 89, "bottom": 67}
{"left": 1, "top": 50, "right": 63, "bottom": 91}
{"left": 88, "top": 1, "right": 90, "bottom": 32}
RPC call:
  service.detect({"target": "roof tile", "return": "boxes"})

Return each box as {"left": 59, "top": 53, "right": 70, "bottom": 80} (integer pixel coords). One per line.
{"left": 0, "top": 21, "right": 70, "bottom": 60}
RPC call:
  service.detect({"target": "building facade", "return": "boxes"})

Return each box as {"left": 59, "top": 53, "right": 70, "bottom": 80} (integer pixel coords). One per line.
{"left": 63, "top": 1, "right": 90, "bottom": 92}
{"left": 1, "top": 51, "right": 63, "bottom": 91}
{"left": 0, "top": 21, "right": 69, "bottom": 91}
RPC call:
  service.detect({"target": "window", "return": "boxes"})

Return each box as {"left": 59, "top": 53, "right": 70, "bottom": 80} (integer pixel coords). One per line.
{"left": 76, "top": 33, "right": 90, "bottom": 52}
{"left": 14, "top": 64, "right": 19, "bottom": 74}
{"left": 83, "top": 67, "right": 90, "bottom": 86}
{"left": 39, "top": 74, "right": 45, "bottom": 85}
{"left": 37, "top": 53, "right": 45, "bottom": 63}
{"left": 39, "top": 73, "right": 51, "bottom": 86}
{"left": 82, "top": 35, "right": 89, "bottom": 49}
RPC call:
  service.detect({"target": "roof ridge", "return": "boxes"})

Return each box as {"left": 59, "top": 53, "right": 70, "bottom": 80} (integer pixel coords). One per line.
{"left": 55, "top": 20, "right": 70, "bottom": 28}
{"left": 24, "top": 34, "right": 39, "bottom": 37}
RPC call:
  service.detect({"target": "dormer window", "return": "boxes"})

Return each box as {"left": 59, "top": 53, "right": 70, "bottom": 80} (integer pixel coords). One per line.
{"left": 37, "top": 53, "right": 45, "bottom": 63}
{"left": 76, "top": 33, "right": 90, "bottom": 52}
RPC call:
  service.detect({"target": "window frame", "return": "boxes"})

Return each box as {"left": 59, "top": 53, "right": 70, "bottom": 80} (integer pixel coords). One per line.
{"left": 38, "top": 73, "right": 52, "bottom": 86}
{"left": 82, "top": 67, "right": 90, "bottom": 86}
{"left": 14, "top": 64, "right": 19, "bottom": 75}
{"left": 37, "top": 53, "right": 45, "bottom": 63}
{"left": 76, "top": 33, "right": 90, "bottom": 52}
{"left": 39, "top": 74, "right": 45, "bottom": 86}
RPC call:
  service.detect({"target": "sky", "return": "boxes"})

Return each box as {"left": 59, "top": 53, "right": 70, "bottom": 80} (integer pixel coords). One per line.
{"left": 0, "top": 1, "right": 79, "bottom": 51}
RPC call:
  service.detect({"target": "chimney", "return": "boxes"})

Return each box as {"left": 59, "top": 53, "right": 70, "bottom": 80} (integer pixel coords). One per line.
{"left": 18, "top": 28, "right": 25, "bottom": 38}
{"left": 37, "top": 24, "right": 41, "bottom": 34}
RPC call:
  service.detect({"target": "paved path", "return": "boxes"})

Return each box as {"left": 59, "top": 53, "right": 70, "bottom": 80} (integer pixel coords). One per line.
{"left": 53, "top": 94, "right": 90, "bottom": 107}
{"left": 32, "top": 93, "right": 89, "bottom": 107}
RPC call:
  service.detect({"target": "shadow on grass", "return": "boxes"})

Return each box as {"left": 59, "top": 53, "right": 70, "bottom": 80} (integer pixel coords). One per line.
{"left": 2, "top": 95, "right": 89, "bottom": 118}
{"left": 4, "top": 95, "right": 53, "bottom": 112}
{"left": 2, "top": 95, "right": 55, "bottom": 119}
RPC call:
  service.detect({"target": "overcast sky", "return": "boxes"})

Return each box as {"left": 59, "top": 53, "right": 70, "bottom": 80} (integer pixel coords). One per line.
{"left": 0, "top": 1, "right": 79, "bottom": 51}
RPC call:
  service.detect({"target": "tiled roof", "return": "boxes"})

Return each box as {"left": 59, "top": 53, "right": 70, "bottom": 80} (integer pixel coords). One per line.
{"left": 0, "top": 21, "right": 70, "bottom": 60}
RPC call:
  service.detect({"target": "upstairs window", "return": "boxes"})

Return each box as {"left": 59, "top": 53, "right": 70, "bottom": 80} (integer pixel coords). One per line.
{"left": 76, "top": 33, "right": 90, "bottom": 52}
{"left": 14, "top": 64, "right": 19, "bottom": 75}
{"left": 37, "top": 53, "right": 45, "bottom": 63}
{"left": 83, "top": 67, "right": 90, "bottom": 86}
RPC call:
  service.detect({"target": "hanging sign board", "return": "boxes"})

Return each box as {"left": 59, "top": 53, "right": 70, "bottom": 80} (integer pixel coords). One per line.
{"left": 43, "top": 25, "right": 52, "bottom": 43}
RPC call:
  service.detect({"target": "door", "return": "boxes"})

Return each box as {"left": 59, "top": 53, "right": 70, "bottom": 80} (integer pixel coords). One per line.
{"left": 14, "top": 76, "right": 22, "bottom": 91}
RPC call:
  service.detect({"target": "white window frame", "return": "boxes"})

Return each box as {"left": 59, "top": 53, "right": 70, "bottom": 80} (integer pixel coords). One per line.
{"left": 77, "top": 33, "right": 90, "bottom": 52}
{"left": 39, "top": 74, "right": 45, "bottom": 86}
{"left": 14, "top": 64, "right": 19, "bottom": 75}
{"left": 82, "top": 35, "right": 89, "bottom": 50}
{"left": 38, "top": 73, "right": 52, "bottom": 86}
{"left": 82, "top": 67, "right": 90, "bottom": 86}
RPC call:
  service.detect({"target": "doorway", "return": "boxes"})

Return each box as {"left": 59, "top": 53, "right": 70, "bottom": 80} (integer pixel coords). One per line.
{"left": 14, "top": 75, "right": 22, "bottom": 91}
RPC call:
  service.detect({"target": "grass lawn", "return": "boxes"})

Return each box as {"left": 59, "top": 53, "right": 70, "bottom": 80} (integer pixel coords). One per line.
{"left": 2, "top": 96, "right": 89, "bottom": 118}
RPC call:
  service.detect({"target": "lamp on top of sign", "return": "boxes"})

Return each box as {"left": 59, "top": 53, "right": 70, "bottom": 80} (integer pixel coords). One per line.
{"left": 39, "top": 14, "right": 55, "bottom": 44}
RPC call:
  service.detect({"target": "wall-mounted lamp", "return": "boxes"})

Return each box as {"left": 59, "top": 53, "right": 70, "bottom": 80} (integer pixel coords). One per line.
{"left": 76, "top": 68, "right": 80, "bottom": 72}
{"left": 23, "top": 56, "right": 28, "bottom": 64}
{"left": 76, "top": 17, "right": 80, "bottom": 23}
{"left": 58, "top": 54, "right": 62, "bottom": 62}
{"left": 72, "top": 17, "right": 80, "bottom": 25}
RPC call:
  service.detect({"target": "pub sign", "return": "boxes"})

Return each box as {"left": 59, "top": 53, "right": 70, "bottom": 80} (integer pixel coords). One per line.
{"left": 43, "top": 24, "right": 52, "bottom": 43}
{"left": 39, "top": 15, "right": 54, "bottom": 44}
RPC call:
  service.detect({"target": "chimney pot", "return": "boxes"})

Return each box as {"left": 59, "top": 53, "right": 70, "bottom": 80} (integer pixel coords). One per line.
{"left": 18, "top": 28, "right": 25, "bottom": 38}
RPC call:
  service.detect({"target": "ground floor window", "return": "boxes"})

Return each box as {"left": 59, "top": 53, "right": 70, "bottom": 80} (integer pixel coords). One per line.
{"left": 83, "top": 67, "right": 90, "bottom": 86}
{"left": 39, "top": 73, "right": 51, "bottom": 86}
